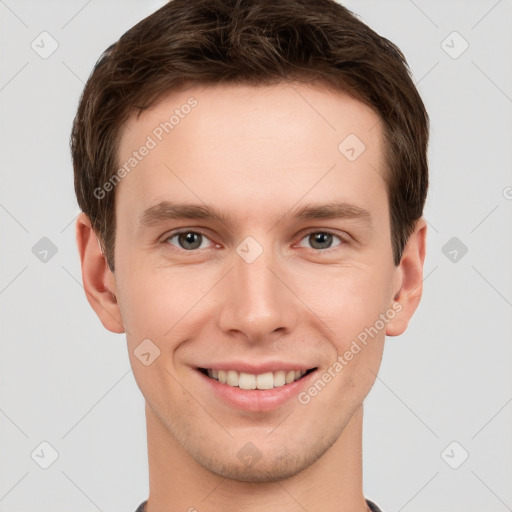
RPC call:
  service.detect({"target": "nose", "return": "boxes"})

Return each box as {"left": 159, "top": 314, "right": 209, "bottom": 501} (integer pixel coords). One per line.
{"left": 216, "top": 238, "right": 299, "bottom": 344}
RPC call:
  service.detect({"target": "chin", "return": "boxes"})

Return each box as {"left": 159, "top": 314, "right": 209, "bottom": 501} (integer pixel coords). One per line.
{"left": 188, "top": 429, "right": 341, "bottom": 483}
{"left": 201, "top": 455, "right": 310, "bottom": 483}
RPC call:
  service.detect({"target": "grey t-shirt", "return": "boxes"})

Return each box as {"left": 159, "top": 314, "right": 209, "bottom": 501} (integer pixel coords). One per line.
{"left": 134, "top": 498, "right": 383, "bottom": 511}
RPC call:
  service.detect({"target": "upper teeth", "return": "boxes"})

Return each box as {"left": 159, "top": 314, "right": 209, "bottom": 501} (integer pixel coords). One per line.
{"left": 206, "top": 369, "right": 307, "bottom": 389}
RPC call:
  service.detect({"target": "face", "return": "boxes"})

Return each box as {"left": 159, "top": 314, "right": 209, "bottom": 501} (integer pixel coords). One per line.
{"left": 89, "top": 81, "right": 422, "bottom": 482}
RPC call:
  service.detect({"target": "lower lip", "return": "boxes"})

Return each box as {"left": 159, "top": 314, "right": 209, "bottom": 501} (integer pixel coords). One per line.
{"left": 196, "top": 369, "right": 317, "bottom": 412}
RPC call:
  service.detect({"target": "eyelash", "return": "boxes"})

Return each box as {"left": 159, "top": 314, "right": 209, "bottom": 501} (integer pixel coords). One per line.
{"left": 162, "top": 229, "right": 348, "bottom": 253}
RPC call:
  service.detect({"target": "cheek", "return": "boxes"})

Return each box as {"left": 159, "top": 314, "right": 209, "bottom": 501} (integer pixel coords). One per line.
{"left": 116, "top": 262, "right": 195, "bottom": 334}
{"left": 292, "top": 263, "right": 392, "bottom": 399}
{"left": 295, "top": 262, "right": 394, "bottom": 339}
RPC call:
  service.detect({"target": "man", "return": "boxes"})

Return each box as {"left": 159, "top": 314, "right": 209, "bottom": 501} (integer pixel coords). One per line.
{"left": 71, "top": 0, "right": 429, "bottom": 510}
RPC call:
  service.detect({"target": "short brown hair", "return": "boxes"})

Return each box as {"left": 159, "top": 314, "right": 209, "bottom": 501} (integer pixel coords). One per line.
{"left": 71, "top": 0, "right": 429, "bottom": 271}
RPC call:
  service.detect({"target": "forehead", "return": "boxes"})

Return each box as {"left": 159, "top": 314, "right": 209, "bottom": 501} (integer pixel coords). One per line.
{"left": 115, "top": 81, "right": 387, "bottom": 227}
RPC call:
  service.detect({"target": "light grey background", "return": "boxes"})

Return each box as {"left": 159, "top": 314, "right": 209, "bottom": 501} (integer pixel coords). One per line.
{"left": 1, "top": 1, "right": 511, "bottom": 511}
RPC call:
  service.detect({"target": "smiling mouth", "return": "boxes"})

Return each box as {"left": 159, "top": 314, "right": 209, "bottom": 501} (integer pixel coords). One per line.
{"left": 198, "top": 367, "right": 317, "bottom": 390}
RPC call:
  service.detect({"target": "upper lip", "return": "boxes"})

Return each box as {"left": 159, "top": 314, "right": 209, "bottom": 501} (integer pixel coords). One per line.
{"left": 196, "top": 361, "right": 318, "bottom": 374}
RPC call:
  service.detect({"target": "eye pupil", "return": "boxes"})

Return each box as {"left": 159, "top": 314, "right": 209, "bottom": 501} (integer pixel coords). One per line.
{"left": 179, "top": 232, "right": 202, "bottom": 250}
{"left": 310, "top": 232, "right": 332, "bottom": 249}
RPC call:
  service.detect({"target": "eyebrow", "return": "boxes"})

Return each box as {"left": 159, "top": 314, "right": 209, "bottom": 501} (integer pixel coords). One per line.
{"left": 138, "top": 200, "right": 372, "bottom": 228}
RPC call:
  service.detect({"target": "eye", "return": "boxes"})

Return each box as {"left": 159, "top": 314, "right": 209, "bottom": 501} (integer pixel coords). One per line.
{"left": 162, "top": 229, "right": 347, "bottom": 253}
{"left": 297, "top": 230, "right": 345, "bottom": 251}
{"left": 164, "top": 230, "right": 214, "bottom": 251}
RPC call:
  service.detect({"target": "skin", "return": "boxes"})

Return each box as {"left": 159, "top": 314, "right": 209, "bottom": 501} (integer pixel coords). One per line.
{"left": 76, "top": 81, "right": 426, "bottom": 512}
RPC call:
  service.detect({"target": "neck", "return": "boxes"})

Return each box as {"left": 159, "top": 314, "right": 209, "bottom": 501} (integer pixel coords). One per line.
{"left": 145, "top": 403, "right": 368, "bottom": 512}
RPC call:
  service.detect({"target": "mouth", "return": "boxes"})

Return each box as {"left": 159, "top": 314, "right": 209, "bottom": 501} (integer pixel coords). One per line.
{"left": 197, "top": 367, "right": 318, "bottom": 390}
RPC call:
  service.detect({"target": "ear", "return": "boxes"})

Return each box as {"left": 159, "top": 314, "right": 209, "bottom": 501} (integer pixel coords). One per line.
{"left": 76, "top": 212, "right": 125, "bottom": 333}
{"left": 386, "top": 217, "right": 427, "bottom": 336}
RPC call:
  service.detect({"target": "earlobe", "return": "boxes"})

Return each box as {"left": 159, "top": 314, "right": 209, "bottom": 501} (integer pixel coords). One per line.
{"left": 76, "top": 212, "right": 125, "bottom": 334}
{"left": 386, "top": 217, "right": 427, "bottom": 337}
